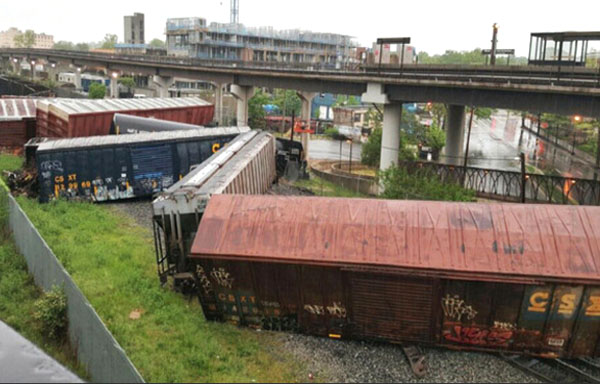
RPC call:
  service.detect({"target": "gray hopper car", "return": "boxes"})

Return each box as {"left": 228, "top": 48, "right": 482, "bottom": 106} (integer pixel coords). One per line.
{"left": 152, "top": 130, "right": 277, "bottom": 284}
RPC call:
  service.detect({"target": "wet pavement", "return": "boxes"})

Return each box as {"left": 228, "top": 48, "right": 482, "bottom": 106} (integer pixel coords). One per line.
{"left": 460, "top": 110, "right": 597, "bottom": 179}
{"left": 308, "top": 139, "right": 362, "bottom": 161}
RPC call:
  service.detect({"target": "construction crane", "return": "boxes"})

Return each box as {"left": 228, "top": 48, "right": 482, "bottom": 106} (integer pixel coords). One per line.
{"left": 230, "top": 0, "right": 239, "bottom": 24}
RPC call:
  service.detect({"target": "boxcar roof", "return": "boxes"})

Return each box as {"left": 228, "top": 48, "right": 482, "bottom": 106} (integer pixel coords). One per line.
{"left": 190, "top": 195, "right": 600, "bottom": 284}
{"left": 0, "top": 320, "right": 82, "bottom": 383}
{"left": 45, "top": 97, "right": 211, "bottom": 120}
{"left": 0, "top": 98, "right": 36, "bottom": 121}
{"left": 37, "top": 126, "right": 250, "bottom": 152}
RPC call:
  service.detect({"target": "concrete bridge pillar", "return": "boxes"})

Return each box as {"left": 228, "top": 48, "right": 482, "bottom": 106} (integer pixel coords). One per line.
{"left": 297, "top": 91, "right": 317, "bottom": 161}
{"left": 444, "top": 104, "right": 466, "bottom": 165}
{"left": 361, "top": 83, "right": 403, "bottom": 171}
{"left": 110, "top": 78, "right": 119, "bottom": 99}
{"left": 230, "top": 84, "right": 254, "bottom": 127}
{"left": 213, "top": 82, "right": 225, "bottom": 126}
{"left": 11, "top": 59, "right": 20, "bottom": 75}
{"left": 74, "top": 69, "right": 82, "bottom": 91}
{"left": 152, "top": 75, "right": 174, "bottom": 98}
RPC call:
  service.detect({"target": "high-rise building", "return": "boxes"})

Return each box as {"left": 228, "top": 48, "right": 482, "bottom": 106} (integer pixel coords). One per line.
{"left": 124, "top": 13, "right": 145, "bottom": 45}
{"left": 166, "top": 17, "right": 356, "bottom": 67}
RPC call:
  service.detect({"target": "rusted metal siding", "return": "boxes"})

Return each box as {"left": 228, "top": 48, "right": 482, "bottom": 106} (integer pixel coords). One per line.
{"left": 39, "top": 98, "right": 214, "bottom": 139}
{"left": 190, "top": 194, "right": 600, "bottom": 358}
{"left": 0, "top": 99, "right": 37, "bottom": 147}
{"left": 191, "top": 196, "right": 600, "bottom": 285}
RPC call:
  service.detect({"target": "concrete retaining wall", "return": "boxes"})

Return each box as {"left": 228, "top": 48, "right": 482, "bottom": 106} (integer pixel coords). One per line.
{"left": 6, "top": 193, "right": 144, "bottom": 383}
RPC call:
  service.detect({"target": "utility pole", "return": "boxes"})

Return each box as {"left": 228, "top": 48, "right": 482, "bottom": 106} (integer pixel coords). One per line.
{"left": 520, "top": 152, "right": 527, "bottom": 203}
{"left": 490, "top": 23, "right": 499, "bottom": 66}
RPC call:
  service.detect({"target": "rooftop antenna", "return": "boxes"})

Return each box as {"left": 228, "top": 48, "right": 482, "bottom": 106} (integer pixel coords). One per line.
{"left": 230, "top": 0, "right": 239, "bottom": 24}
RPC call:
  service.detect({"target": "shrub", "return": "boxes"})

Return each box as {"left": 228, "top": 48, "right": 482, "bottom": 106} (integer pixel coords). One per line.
{"left": 34, "top": 285, "right": 68, "bottom": 340}
{"left": 324, "top": 127, "right": 341, "bottom": 139}
{"left": 88, "top": 82, "right": 106, "bottom": 99}
{"left": 361, "top": 127, "right": 382, "bottom": 167}
{"left": 379, "top": 166, "right": 476, "bottom": 202}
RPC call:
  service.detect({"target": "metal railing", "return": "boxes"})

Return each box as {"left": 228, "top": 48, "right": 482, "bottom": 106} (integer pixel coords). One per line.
{"left": 2, "top": 48, "right": 600, "bottom": 89}
{"left": 407, "top": 161, "right": 600, "bottom": 205}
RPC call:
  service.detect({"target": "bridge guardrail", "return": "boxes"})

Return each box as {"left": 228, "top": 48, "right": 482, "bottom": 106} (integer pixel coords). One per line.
{"left": 406, "top": 161, "right": 600, "bottom": 205}
{"left": 1, "top": 48, "right": 599, "bottom": 88}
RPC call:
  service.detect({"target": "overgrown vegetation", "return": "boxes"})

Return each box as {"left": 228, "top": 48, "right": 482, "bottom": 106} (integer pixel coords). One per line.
{"left": 33, "top": 285, "right": 68, "bottom": 341}
{"left": 0, "top": 161, "right": 86, "bottom": 378}
{"left": 294, "top": 173, "right": 367, "bottom": 198}
{"left": 15, "top": 196, "right": 306, "bottom": 382}
{"left": 379, "top": 166, "right": 476, "bottom": 202}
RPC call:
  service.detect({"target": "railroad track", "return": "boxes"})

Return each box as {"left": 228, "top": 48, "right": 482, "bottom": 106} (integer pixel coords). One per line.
{"left": 500, "top": 354, "right": 600, "bottom": 383}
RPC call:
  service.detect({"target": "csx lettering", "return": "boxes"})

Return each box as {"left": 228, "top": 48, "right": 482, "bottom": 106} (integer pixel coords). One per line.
{"left": 558, "top": 294, "right": 576, "bottom": 315}
{"left": 586, "top": 296, "right": 600, "bottom": 317}
{"left": 528, "top": 292, "right": 549, "bottom": 313}
{"left": 68, "top": 174, "right": 77, "bottom": 181}
{"left": 54, "top": 176, "right": 65, "bottom": 183}
{"left": 212, "top": 143, "right": 221, "bottom": 153}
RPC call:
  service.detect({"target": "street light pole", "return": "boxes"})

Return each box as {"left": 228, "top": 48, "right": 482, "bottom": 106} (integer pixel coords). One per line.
{"left": 490, "top": 23, "right": 499, "bottom": 66}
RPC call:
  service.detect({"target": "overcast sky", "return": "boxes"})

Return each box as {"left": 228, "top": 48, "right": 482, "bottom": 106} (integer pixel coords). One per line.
{"left": 2, "top": 0, "right": 599, "bottom": 56}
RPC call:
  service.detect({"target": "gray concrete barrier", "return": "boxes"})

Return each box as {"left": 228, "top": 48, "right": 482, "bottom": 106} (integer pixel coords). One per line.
{"left": 6, "top": 193, "right": 144, "bottom": 383}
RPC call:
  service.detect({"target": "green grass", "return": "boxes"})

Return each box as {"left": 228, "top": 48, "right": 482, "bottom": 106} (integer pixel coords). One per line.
{"left": 0, "top": 153, "right": 24, "bottom": 174}
{"left": 0, "top": 181, "right": 87, "bottom": 379}
{"left": 294, "top": 172, "right": 368, "bottom": 198}
{"left": 15, "top": 197, "right": 306, "bottom": 382}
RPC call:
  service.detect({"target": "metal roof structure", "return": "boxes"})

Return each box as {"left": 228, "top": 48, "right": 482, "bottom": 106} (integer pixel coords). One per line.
{"left": 191, "top": 195, "right": 600, "bottom": 284}
{"left": 37, "top": 126, "right": 249, "bottom": 152}
{"left": 153, "top": 130, "right": 275, "bottom": 216}
{"left": 0, "top": 98, "right": 36, "bottom": 121}
{"left": 530, "top": 31, "right": 600, "bottom": 41}
{"left": 47, "top": 97, "right": 211, "bottom": 117}
{"left": 0, "top": 320, "right": 82, "bottom": 383}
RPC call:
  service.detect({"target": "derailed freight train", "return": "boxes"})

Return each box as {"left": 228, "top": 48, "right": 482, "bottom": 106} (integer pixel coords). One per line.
{"left": 152, "top": 130, "right": 277, "bottom": 285}
{"left": 35, "top": 127, "right": 249, "bottom": 202}
{"left": 187, "top": 195, "right": 600, "bottom": 359}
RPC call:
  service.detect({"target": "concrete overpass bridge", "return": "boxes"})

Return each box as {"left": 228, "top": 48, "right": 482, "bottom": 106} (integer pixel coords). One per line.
{"left": 2, "top": 48, "right": 600, "bottom": 170}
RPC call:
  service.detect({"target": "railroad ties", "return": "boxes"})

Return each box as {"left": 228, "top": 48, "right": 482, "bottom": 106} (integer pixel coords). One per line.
{"left": 500, "top": 354, "right": 600, "bottom": 383}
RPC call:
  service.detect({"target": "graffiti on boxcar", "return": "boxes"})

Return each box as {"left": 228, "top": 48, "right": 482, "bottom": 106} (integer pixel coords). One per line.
{"left": 492, "top": 241, "right": 525, "bottom": 255}
{"left": 441, "top": 294, "right": 478, "bottom": 321}
{"left": 195, "top": 265, "right": 213, "bottom": 295}
{"left": 304, "top": 302, "right": 347, "bottom": 318}
{"left": 493, "top": 321, "right": 516, "bottom": 331}
{"left": 443, "top": 325, "right": 514, "bottom": 347}
{"left": 40, "top": 160, "right": 63, "bottom": 173}
{"left": 210, "top": 267, "right": 234, "bottom": 288}
{"left": 261, "top": 315, "right": 298, "bottom": 332}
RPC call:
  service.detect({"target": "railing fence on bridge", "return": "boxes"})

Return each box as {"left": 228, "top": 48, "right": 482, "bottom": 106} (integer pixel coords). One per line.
{"left": 407, "top": 161, "right": 600, "bottom": 205}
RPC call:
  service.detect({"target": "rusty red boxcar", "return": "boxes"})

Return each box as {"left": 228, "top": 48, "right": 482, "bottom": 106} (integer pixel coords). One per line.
{"left": 0, "top": 98, "right": 37, "bottom": 148}
{"left": 37, "top": 98, "right": 214, "bottom": 138}
{"left": 189, "top": 195, "right": 600, "bottom": 358}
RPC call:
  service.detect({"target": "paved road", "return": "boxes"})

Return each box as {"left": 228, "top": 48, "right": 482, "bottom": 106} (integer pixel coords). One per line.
{"left": 461, "top": 110, "right": 597, "bottom": 179}
{"left": 308, "top": 139, "right": 362, "bottom": 161}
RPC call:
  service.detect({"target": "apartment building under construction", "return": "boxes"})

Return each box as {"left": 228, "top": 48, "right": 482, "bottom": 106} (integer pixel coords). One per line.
{"left": 166, "top": 17, "right": 356, "bottom": 67}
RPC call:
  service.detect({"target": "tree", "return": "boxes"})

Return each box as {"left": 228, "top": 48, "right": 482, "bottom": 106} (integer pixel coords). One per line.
{"left": 272, "top": 89, "right": 302, "bottom": 117}
{"left": 474, "top": 107, "right": 495, "bottom": 120}
{"left": 75, "top": 43, "right": 90, "bottom": 51}
{"left": 149, "top": 38, "right": 165, "bottom": 49}
{"left": 361, "top": 127, "right": 382, "bottom": 167}
{"left": 426, "top": 124, "right": 446, "bottom": 152}
{"left": 431, "top": 103, "right": 447, "bottom": 129}
{"left": 119, "top": 76, "right": 136, "bottom": 89}
{"left": 248, "top": 89, "right": 270, "bottom": 128}
{"left": 333, "top": 94, "right": 360, "bottom": 107}
{"left": 101, "top": 34, "right": 118, "bottom": 49}
{"left": 53, "top": 41, "right": 75, "bottom": 50}
{"left": 88, "top": 82, "right": 106, "bottom": 99}
{"left": 14, "top": 30, "right": 35, "bottom": 48}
